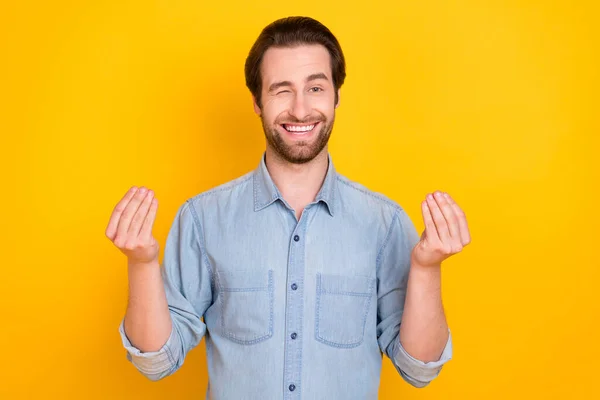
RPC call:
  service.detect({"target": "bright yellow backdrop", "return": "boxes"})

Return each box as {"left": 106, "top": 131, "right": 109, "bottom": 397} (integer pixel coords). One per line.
{"left": 1, "top": 1, "right": 598, "bottom": 399}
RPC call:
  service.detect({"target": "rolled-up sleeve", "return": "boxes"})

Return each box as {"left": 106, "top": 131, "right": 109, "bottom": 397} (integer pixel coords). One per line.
{"left": 118, "top": 199, "right": 213, "bottom": 381}
{"left": 392, "top": 329, "right": 452, "bottom": 387}
{"left": 376, "top": 207, "right": 453, "bottom": 387}
{"left": 118, "top": 319, "right": 182, "bottom": 381}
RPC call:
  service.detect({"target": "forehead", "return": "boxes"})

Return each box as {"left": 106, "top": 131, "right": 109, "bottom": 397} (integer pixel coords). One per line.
{"left": 261, "top": 44, "right": 332, "bottom": 86}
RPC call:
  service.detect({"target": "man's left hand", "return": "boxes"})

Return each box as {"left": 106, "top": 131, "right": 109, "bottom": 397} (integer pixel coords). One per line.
{"left": 411, "top": 191, "right": 471, "bottom": 268}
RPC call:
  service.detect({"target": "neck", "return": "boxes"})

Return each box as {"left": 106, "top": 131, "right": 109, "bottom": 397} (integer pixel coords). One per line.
{"left": 264, "top": 147, "right": 329, "bottom": 218}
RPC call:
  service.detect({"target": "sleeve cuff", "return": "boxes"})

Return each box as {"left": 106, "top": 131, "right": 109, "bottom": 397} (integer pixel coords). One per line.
{"left": 393, "top": 329, "right": 453, "bottom": 385}
{"left": 118, "top": 319, "right": 180, "bottom": 377}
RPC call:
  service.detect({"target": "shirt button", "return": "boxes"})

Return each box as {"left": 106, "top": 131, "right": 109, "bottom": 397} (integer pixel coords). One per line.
{"left": 291, "top": 283, "right": 298, "bottom": 290}
{"left": 293, "top": 235, "right": 300, "bottom": 242}
{"left": 291, "top": 332, "right": 297, "bottom": 339}
{"left": 289, "top": 384, "right": 296, "bottom": 392}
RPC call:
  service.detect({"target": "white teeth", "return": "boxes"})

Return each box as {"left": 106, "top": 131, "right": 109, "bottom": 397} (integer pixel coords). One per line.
{"left": 284, "top": 124, "right": 315, "bottom": 133}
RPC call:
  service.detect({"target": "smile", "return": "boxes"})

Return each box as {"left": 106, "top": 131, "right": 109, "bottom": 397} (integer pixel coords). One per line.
{"left": 281, "top": 122, "right": 319, "bottom": 134}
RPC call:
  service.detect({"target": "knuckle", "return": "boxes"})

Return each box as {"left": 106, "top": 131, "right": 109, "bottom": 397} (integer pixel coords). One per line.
{"left": 113, "top": 237, "right": 125, "bottom": 248}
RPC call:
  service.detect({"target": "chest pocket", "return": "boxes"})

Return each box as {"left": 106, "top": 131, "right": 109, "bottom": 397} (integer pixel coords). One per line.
{"left": 315, "top": 273, "right": 376, "bottom": 348}
{"left": 217, "top": 269, "right": 274, "bottom": 345}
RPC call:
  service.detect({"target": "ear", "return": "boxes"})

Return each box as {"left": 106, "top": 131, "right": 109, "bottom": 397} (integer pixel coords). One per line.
{"left": 334, "top": 89, "right": 341, "bottom": 109}
{"left": 252, "top": 95, "right": 261, "bottom": 116}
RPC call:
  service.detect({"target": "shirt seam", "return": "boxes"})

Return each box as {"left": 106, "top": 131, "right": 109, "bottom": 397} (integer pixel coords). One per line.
{"left": 189, "top": 172, "right": 253, "bottom": 202}
{"left": 186, "top": 199, "right": 216, "bottom": 294}
{"left": 335, "top": 175, "right": 402, "bottom": 211}
{"left": 375, "top": 209, "right": 401, "bottom": 272}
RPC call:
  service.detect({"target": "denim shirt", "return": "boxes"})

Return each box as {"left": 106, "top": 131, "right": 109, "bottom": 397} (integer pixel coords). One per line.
{"left": 118, "top": 153, "right": 453, "bottom": 399}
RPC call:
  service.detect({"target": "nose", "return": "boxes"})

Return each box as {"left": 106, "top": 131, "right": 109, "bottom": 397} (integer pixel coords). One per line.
{"left": 289, "top": 92, "right": 311, "bottom": 121}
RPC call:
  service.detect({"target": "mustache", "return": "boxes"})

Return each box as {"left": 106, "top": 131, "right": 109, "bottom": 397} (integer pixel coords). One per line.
{"left": 275, "top": 113, "right": 326, "bottom": 125}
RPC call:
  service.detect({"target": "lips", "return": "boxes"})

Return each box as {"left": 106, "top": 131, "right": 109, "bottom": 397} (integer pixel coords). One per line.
{"left": 280, "top": 122, "right": 320, "bottom": 134}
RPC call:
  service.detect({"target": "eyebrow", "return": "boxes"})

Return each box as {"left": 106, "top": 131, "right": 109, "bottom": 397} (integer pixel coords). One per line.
{"left": 268, "top": 73, "right": 330, "bottom": 92}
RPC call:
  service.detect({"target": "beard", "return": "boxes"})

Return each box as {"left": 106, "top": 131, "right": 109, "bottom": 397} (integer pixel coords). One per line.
{"left": 261, "top": 111, "right": 335, "bottom": 164}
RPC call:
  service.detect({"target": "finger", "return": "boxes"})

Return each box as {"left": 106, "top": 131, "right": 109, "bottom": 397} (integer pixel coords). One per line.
{"left": 444, "top": 193, "right": 471, "bottom": 245}
{"left": 106, "top": 186, "right": 138, "bottom": 240}
{"left": 421, "top": 199, "right": 439, "bottom": 242}
{"left": 434, "top": 191, "right": 461, "bottom": 240}
{"left": 116, "top": 187, "right": 149, "bottom": 239}
{"left": 427, "top": 193, "right": 451, "bottom": 243}
{"left": 128, "top": 189, "right": 154, "bottom": 236}
{"left": 140, "top": 197, "right": 158, "bottom": 240}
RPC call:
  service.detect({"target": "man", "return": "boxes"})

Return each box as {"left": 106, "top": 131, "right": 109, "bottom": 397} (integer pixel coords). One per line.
{"left": 106, "top": 16, "right": 470, "bottom": 399}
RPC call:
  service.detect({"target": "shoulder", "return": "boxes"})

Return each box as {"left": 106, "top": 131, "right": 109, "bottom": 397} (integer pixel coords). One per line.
{"left": 186, "top": 170, "right": 255, "bottom": 209}
{"left": 165, "top": 170, "right": 255, "bottom": 228}
{"left": 335, "top": 172, "right": 404, "bottom": 217}
{"left": 334, "top": 172, "right": 418, "bottom": 237}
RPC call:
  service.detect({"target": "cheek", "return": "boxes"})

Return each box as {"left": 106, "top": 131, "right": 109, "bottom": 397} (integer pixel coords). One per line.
{"left": 311, "top": 96, "right": 336, "bottom": 116}
{"left": 262, "top": 98, "right": 291, "bottom": 123}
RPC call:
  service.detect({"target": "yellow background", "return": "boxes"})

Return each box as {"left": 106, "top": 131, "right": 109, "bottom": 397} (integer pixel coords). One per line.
{"left": 1, "top": 0, "right": 598, "bottom": 398}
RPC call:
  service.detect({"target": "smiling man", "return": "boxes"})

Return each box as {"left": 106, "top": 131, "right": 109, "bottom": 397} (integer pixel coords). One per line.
{"left": 107, "top": 16, "right": 471, "bottom": 399}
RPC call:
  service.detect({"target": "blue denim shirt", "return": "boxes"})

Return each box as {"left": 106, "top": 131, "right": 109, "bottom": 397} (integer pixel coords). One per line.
{"left": 119, "top": 153, "right": 452, "bottom": 399}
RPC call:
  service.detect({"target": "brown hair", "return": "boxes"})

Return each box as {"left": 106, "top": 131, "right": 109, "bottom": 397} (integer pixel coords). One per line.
{"left": 245, "top": 16, "right": 346, "bottom": 109}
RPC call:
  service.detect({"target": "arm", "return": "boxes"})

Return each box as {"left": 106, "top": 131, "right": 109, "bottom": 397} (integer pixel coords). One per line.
{"left": 106, "top": 187, "right": 212, "bottom": 381}
{"left": 123, "top": 258, "right": 172, "bottom": 353}
{"left": 400, "top": 191, "right": 470, "bottom": 362}
{"left": 377, "top": 191, "right": 469, "bottom": 387}
{"left": 399, "top": 262, "right": 448, "bottom": 363}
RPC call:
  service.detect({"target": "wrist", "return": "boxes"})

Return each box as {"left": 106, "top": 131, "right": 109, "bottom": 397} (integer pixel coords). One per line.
{"left": 127, "top": 258, "right": 160, "bottom": 270}
{"left": 410, "top": 257, "right": 442, "bottom": 272}
{"left": 409, "top": 258, "right": 442, "bottom": 288}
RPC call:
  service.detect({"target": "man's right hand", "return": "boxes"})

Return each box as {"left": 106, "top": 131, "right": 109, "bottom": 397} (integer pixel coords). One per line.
{"left": 105, "top": 186, "right": 159, "bottom": 265}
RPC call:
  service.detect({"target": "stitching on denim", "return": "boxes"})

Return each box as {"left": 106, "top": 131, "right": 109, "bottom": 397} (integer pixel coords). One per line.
{"left": 281, "top": 222, "right": 304, "bottom": 396}
{"left": 296, "top": 222, "right": 307, "bottom": 398}
{"left": 164, "top": 328, "right": 176, "bottom": 368}
{"left": 253, "top": 171, "right": 259, "bottom": 210}
{"left": 187, "top": 199, "right": 216, "bottom": 295}
{"left": 315, "top": 273, "right": 322, "bottom": 344}
{"left": 335, "top": 175, "right": 401, "bottom": 210}
{"left": 218, "top": 269, "right": 274, "bottom": 345}
{"left": 315, "top": 274, "right": 375, "bottom": 348}
{"left": 376, "top": 209, "right": 400, "bottom": 273}
{"left": 190, "top": 172, "right": 253, "bottom": 202}
{"left": 222, "top": 287, "right": 269, "bottom": 292}
{"left": 254, "top": 169, "right": 281, "bottom": 211}
{"left": 320, "top": 290, "right": 372, "bottom": 297}
{"left": 268, "top": 269, "right": 274, "bottom": 343}
{"left": 314, "top": 169, "right": 336, "bottom": 216}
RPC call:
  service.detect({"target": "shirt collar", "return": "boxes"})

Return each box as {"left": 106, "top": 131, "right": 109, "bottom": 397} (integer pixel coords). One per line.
{"left": 253, "top": 152, "right": 337, "bottom": 216}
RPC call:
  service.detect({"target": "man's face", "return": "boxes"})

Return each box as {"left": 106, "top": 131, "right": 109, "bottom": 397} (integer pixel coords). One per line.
{"left": 254, "top": 44, "right": 340, "bottom": 164}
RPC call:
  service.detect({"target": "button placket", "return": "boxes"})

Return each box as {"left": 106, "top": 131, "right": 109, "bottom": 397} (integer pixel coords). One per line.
{"left": 284, "top": 216, "right": 308, "bottom": 399}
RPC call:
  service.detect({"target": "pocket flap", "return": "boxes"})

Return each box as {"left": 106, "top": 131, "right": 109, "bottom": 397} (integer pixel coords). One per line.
{"left": 218, "top": 269, "right": 272, "bottom": 291}
{"left": 318, "top": 273, "right": 375, "bottom": 296}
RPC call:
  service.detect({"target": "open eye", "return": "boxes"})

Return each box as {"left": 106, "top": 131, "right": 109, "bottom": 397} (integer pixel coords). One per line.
{"left": 309, "top": 87, "right": 323, "bottom": 93}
